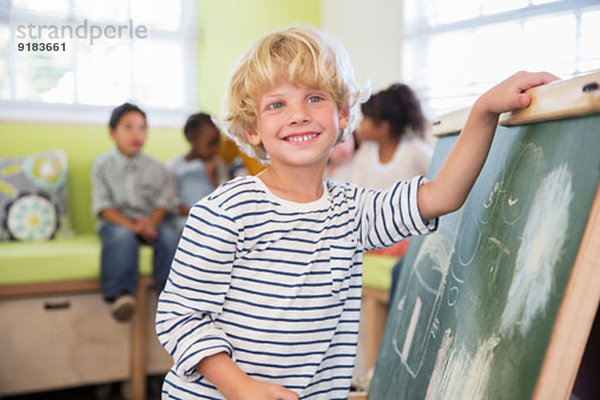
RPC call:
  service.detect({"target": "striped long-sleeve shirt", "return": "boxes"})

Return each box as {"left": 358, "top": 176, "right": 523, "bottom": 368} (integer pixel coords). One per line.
{"left": 156, "top": 175, "right": 438, "bottom": 399}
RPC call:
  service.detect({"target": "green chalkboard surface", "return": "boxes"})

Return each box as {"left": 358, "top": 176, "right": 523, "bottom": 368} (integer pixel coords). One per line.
{"left": 369, "top": 114, "right": 600, "bottom": 400}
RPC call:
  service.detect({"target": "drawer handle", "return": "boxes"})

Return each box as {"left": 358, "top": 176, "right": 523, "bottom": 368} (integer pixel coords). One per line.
{"left": 44, "top": 301, "right": 71, "bottom": 310}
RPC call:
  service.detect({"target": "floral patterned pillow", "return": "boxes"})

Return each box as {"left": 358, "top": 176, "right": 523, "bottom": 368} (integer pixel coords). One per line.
{"left": 0, "top": 150, "right": 73, "bottom": 241}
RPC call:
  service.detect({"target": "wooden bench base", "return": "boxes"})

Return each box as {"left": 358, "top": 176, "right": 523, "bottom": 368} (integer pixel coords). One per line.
{"left": 0, "top": 276, "right": 169, "bottom": 400}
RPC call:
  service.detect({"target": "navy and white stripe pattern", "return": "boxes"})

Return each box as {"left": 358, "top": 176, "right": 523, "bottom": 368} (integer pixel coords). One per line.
{"left": 157, "top": 175, "right": 437, "bottom": 399}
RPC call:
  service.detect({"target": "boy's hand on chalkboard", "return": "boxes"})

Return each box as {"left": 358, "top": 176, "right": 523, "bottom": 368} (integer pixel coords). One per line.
{"left": 476, "top": 71, "right": 559, "bottom": 116}
{"left": 416, "top": 71, "right": 559, "bottom": 220}
{"left": 237, "top": 380, "right": 299, "bottom": 400}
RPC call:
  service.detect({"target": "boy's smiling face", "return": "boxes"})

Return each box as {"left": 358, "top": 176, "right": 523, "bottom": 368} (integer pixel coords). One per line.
{"left": 246, "top": 81, "right": 349, "bottom": 169}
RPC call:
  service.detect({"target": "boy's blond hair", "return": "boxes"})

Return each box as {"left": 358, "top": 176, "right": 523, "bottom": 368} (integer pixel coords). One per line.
{"left": 221, "top": 25, "right": 367, "bottom": 161}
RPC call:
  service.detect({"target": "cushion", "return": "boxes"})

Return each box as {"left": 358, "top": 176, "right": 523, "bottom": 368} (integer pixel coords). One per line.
{"left": 0, "top": 235, "right": 154, "bottom": 285}
{"left": 0, "top": 150, "right": 73, "bottom": 241}
{"left": 362, "top": 253, "right": 400, "bottom": 291}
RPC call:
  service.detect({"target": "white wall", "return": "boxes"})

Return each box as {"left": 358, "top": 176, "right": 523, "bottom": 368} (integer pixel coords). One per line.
{"left": 321, "top": 0, "right": 404, "bottom": 93}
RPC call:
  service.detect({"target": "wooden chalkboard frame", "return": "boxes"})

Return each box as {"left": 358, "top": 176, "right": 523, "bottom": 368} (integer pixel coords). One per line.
{"left": 365, "top": 71, "right": 600, "bottom": 400}
{"left": 533, "top": 184, "right": 600, "bottom": 399}
{"left": 432, "top": 72, "right": 600, "bottom": 137}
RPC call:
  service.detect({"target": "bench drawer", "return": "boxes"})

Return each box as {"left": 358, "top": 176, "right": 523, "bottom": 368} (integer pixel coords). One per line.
{"left": 0, "top": 292, "right": 130, "bottom": 395}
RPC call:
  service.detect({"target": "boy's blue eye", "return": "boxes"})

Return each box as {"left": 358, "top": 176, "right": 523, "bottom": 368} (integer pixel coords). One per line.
{"left": 267, "top": 102, "right": 284, "bottom": 110}
{"left": 308, "top": 96, "right": 322, "bottom": 103}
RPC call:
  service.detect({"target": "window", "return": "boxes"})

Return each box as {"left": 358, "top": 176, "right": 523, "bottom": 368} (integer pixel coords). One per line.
{"left": 402, "top": 0, "right": 600, "bottom": 119}
{"left": 0, "top": 0, "right": 197, "bottom": 125}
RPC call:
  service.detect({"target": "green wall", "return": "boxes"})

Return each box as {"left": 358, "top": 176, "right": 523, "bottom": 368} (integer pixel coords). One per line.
{"left": 0, "top": 123, "right": 186, "bottom": 234}
{"left": 197, "top": 0, "right": 321, "bottom": 115}
{"left": 0, "top": 122, "right": 184, "bottom": 161}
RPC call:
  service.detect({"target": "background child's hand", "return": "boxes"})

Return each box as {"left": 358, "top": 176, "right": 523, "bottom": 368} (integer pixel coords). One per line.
{"left": 177, "top": 203, "right": 190, "bottom": 217}
{"left": 475, "top": 71, "right": 559, "bottom": 116}
{"left": 134, "top": 218, "right": 158, "bottom": 242}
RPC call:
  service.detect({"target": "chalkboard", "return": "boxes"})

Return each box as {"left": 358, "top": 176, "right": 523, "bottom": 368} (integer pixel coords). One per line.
{"left": 369, "top": 73, "right": 600, "bottom": 400}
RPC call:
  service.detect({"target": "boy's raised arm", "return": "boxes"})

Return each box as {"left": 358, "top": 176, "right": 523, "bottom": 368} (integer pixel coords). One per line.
{"left": 417, "top": 71, "right": 559, "bottom": 221}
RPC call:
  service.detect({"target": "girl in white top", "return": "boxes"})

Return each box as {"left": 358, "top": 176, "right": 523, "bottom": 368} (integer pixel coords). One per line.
{"left": 351, "top": 84, "right": 433, "bottom": 190}
{"left": 349, "top": 84, "right": 434, "bottom": 389}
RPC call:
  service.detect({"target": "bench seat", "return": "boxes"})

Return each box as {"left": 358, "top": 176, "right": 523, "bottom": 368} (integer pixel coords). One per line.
{"left": 0, "top": 235, "right": 154, "bottom": 285}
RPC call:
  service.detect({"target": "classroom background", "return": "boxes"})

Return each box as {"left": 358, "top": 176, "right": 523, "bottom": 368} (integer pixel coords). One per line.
{"left": 1, "top": 0, "right": 599, "bottom": 399}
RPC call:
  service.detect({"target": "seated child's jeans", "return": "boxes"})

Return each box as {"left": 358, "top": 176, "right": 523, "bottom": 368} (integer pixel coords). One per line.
{"left": 99, "top": 222, "right": 178, "bottom": 300}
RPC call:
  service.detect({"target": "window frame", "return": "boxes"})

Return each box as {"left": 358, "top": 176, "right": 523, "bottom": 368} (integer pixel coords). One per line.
{"left": 402, "top": 0, "right": 600, "bottom": 118}
{"left": 0, "top": 0, "right": 198, "bottom": 127}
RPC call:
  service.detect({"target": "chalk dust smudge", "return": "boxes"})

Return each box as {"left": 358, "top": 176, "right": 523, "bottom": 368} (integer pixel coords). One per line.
{"left": 425, "top": 329, "right": 500, "bottom": 400}
{"left": 500, "top": 164, "right": 573, "bottom": 335}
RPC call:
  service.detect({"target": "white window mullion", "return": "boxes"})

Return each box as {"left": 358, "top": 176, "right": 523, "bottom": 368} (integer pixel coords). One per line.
{"left": 8, "top": 9, "right": 17, "bottom": 101}
{"left": 403, "top": 0, "right": 600, "bottom": 118}
{"left": 127, "top": 0, "right": 135, "bottom": 103}
{"left": 184, "top": 0, "right": 197, "bottom": 112}
{"left": 575, "top": 9, "right": 582, "bottom": 75}
{"left": 69, "top": 0, "right": 78, "bottom": 104}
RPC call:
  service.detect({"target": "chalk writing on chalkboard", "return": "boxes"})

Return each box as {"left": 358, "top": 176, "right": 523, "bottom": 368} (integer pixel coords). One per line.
{"left": 392, "top": 230, "right": 455, "bottom": 378}
{"left": 500, "top": 143, "right": 543, "bottom": 226}
{"left": 390, "top": 153, "right": 574, "bottom": 386}
{"left": 423, "top": 162, "right": 574, "bottom": 398}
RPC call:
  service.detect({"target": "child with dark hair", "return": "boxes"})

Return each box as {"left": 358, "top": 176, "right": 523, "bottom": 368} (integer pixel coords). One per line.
{"left": 91, "top": 103, "right": 178, "bottom": 322}
{"left": 350, "top": 84, "right": 434, "bottom": 385}
{"left": 351, "top": 83, "right": 433, "bottom": 189}
{"left": 167, "top": 112, "right": 224, "bottom": 234}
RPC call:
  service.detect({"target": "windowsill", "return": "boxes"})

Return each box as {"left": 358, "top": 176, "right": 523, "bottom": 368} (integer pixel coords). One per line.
{"left": 0, "top": 101, "right": 197, "bottom": 128}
